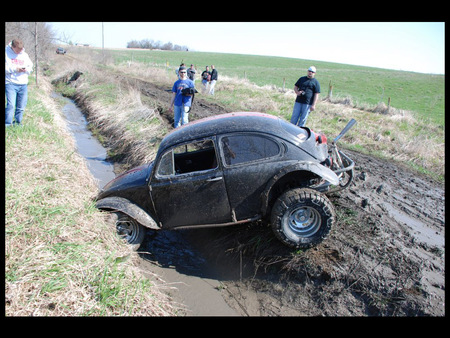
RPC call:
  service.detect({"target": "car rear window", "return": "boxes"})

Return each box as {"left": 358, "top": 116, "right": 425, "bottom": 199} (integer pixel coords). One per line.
{"left": 221, "top": 134, "right": 280, "bottom": 166}
{"left": 280, "top": 120, "right": 310, "bottom": 142}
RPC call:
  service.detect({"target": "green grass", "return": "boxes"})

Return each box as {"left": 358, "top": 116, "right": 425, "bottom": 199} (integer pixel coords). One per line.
{"left": 107, "top": 49, "right": 445, "bottom": 126}
{"left": 5, "top": 83, "right": 176, "bottom": 316}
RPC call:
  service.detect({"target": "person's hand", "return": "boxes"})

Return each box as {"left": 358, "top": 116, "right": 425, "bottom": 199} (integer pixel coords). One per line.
{"left": 310, "top": 105, "right": 316, "bottom": 111}
{"left": 17, "top": 67, "right": 26, "bottom": 73}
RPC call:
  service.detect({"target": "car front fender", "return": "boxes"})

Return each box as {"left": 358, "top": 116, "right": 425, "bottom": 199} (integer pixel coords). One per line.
{"left": 96, "top": 196, "right": 160, "bottom": 230}
{"left": 261, "top": 161, "right": 339, "bottom": 214}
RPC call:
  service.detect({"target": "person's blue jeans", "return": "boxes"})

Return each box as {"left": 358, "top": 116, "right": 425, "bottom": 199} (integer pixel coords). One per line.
{"left": 290, "top": 102, "right": 311, "bottom": 127}
{"left": 5, "top": 83, "right": 28, "bottom": 127}
{"left": 174, "top": 105, "right": 189, "bottom": 128}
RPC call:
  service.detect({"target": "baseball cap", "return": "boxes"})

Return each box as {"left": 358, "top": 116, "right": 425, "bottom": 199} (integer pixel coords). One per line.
{"left": 308, "top": 66, "right": 316, "bottom": 73}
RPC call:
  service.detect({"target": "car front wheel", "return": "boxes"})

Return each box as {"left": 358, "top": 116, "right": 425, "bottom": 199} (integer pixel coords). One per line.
{"left": 271, "top": 188, "right": 335, "bottom": 249}
{"left": 113, "top": 212, "right": 146, "bottom": 247}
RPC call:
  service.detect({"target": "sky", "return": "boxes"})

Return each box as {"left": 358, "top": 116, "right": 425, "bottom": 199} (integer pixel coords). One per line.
{"left": 49, "top": 22, "right": 445, "bottom": 75}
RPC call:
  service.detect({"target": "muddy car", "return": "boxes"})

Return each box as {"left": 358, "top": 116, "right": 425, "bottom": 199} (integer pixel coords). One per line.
{"left": 96, "top": 112, "right": 355, "bottom": 249}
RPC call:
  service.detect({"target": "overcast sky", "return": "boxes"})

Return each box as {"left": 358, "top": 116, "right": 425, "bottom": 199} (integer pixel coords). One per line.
{"left": 50, "top": 22, "right": 445, "bottom": 75}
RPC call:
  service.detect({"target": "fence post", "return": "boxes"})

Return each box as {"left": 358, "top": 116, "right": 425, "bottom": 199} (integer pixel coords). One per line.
{"left": 327, "top": 80, "right": 333, "bottom": 99}
{"left": 387, "top": 97, "right": 391, "bottom": 113}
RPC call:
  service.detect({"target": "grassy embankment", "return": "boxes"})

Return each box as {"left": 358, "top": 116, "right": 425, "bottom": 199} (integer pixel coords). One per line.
{"left": 110, "top": 48, "right": 444, "bottom": 126}
{"left": 5, "top": 74, "right": 178, "bottom": 316}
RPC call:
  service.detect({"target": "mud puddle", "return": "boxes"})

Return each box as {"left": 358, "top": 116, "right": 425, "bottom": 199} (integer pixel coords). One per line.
{"left": 53, "top": 92, "right": 238, "bottom": 316}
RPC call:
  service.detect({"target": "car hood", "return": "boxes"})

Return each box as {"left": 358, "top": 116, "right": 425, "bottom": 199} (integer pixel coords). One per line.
{"left": 97, "top": 162, "right": 153, "bottom": 199}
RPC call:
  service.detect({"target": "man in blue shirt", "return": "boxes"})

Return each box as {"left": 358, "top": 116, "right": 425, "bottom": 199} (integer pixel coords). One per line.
{"left": 290, "top": 66, "right": 321, "bottom": 127}
{"left": 169, "top": 66, "right": 195, "bottom": 128}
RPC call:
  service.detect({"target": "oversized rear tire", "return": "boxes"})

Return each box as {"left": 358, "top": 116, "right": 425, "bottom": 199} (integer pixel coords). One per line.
{"left": 270, "top": 188, "right": 335, "bottom": 249}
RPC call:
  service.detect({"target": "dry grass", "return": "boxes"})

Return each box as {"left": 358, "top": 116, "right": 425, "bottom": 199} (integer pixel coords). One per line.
{"left": 5, "top": 76, "right": 178, "bottom": 316}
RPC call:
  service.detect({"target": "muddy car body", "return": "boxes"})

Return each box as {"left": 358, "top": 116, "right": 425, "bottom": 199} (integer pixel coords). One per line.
{"left": 96, "top": 112, "right": 355, "bottom": 248}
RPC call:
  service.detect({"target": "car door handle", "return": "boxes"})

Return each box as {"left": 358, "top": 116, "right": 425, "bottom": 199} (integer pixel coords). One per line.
{"left": 207, "top": 176, "right": 223, "bottom": 182}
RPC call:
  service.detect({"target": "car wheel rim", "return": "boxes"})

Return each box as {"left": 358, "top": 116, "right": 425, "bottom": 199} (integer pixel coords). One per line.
{"left": 286, "top": 206, "right": 321, "bottom": 238}
{"left": 117, "top": 217, "right": 140, "bottom": 243}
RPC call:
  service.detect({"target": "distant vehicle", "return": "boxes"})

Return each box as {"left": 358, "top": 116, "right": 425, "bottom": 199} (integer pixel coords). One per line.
{"left": 56, "top": 47, "right": 66, "bottom": 55}
{"left": 96, "top": 113, "right": 356, "bottom": 249}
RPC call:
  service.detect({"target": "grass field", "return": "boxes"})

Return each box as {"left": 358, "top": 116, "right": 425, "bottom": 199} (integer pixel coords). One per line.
{"left": 104, "top": 48, "right": 444, "bottom": 126}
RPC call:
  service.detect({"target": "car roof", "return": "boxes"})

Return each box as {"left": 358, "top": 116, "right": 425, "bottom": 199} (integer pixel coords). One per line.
{"left": 159, "top": 112, "right": 284, "bottom": 150}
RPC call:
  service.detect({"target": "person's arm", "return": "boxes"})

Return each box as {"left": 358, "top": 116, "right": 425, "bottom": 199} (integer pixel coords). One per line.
{"left": 294, "top": 85, "right": 303, "bottom": 96}
{"left": 169, "top": 92, "right": 176, "bottom": 111}
{"left": 310, "top": 93, "right": 319, "bottom": 111}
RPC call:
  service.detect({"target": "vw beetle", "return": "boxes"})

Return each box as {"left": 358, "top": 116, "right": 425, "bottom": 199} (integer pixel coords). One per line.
{"left": 96, "top": 112, "right": 355, "bottom": 249}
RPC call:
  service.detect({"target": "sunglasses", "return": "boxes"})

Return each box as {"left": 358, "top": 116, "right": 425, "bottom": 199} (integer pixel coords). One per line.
{"left": 180, "top": 71, "right": 187, "bottom": 74}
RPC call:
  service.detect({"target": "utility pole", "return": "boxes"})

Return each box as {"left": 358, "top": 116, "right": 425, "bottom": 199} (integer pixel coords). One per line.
{"left": 102, "top": 22, "right": 105, "bottom": 63}
{"left": 35, "top": 22, "right": 38, "bottom": 87}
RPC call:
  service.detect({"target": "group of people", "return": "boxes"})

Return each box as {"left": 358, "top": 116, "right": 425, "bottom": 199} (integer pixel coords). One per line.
{"left": 169, "top": 63, "right": 219, "bottom": 128}
{"left": 200, "top": 65, "right": 218, "bottom": 95}
{"left": 169, "top": 62, "right": 320, "bottom": 129}
{"left": 5, "top": 39, "right": 320, "bottom": 130}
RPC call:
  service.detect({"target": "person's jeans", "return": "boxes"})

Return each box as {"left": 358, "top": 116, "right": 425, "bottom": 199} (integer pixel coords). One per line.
{"left": 174, "top": 105, "right": 189, "bottom": 128}
{"left": 5, "top": 83, "right": 28, "bottom": 127}
{"left": 290, "top": 102, "right": 311, "bottom": 127}
{"left": 209, "top": 80, "right": 216, "bottom": 95}
{"left": 202, "top": 80, "right": 209, "bottom": 94}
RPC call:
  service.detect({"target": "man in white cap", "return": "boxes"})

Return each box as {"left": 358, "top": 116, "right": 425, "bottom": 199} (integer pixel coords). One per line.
{"left": 290, "top": 66, "right": 320, "bottom": 127}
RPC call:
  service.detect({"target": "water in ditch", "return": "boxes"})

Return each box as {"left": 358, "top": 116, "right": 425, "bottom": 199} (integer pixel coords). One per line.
{"left": 53, "top": 92, "right": 115, "bottom": 189}
{"left": 54, "top": 92, "right": 239, "bottom": 316}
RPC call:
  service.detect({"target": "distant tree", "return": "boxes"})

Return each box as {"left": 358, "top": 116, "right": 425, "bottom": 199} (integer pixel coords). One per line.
{"left": 161, "top": 42, "right": 173, "bottom": 50}
{"left": 5, "top": 22, "right": 55, "bottom": 61}
{"left": 127, "top": 40, "right": 140, "bottom": 48}
{"left": 126, "top": 38, "right": 188, "bottom": 51}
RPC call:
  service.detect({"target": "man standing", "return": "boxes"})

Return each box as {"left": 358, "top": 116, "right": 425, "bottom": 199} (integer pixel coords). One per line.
{"left": 187, "top": 64, "right": 196, "bottom": 83}
{"left": 290, "top": 66, "right": 320, "bottom": 127}
{"left": 201, "top": 66, "right": 211, "bottom": 94}
{"left": 209, "top": 65, "right": 218, "bottom": 95}
{"left": 5, "top": 39, "right": 33, "bottom": 127}
{"left": 169, "top": 66, "right": 195, "bottom": 128}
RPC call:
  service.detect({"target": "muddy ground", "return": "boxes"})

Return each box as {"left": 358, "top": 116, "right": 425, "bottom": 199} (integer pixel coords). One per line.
{"left": 68, "top": 69, "right": 445, "bottom": 316}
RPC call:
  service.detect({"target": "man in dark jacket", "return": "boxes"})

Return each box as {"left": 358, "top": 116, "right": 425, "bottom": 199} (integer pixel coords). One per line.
{"left": 290, "top": 66, "right": 320, "bottom": 126}
{"left": 209, "top": 65, "right": 218, "bottom": 95}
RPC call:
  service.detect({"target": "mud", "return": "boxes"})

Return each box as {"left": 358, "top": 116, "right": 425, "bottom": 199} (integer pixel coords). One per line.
{"left": 133, "top": 75, "right": 445, "bottom": 316}
{"left": 55, "top": 67, "right": 445, "bottom": 316}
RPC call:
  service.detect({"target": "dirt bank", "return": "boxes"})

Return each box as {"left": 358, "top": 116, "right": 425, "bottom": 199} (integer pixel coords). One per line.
{"left": 59, "top": 66, "right": 445, "bottom": 316}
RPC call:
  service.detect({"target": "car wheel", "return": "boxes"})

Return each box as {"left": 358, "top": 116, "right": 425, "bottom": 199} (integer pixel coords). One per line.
{"left": 270, "top": 188, "right": 335, "bottom": 249}
{"left": 113, "top": 212, "right": 146, "bottom": 246}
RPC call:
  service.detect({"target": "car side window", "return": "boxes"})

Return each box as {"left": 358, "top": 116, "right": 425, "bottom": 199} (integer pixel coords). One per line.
{"left": 156, "top": 139, "right": 217, "bottom": 177}
{"left": 221, "top": 134, "right": 281, "bottom": 166}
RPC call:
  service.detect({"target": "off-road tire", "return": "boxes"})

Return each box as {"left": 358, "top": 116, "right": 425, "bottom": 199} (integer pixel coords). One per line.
{"left": 270, "top": 188, "right": 335, "bottom": 249}
{"left": 112, "top": 212, "right": 146, "bottom": 247}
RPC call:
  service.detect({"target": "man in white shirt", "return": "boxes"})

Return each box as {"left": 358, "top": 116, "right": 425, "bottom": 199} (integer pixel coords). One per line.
{"left": 5, "top": 39, "right": 33, "bottom": 127}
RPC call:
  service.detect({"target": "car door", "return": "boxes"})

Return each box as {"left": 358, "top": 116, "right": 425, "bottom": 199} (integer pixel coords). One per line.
{"left": 220, "top": 133, "right": 284, "bottom": 220}
{"left": 150, "top": 138, "right": 232, "bottom": 229}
